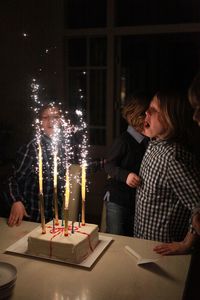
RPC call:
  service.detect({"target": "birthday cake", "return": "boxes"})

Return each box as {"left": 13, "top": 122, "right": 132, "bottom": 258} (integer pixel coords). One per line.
{"left": 27, "top": 220, "right": 99, "bottom": 264}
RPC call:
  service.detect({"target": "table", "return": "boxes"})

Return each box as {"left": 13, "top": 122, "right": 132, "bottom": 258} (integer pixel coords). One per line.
{"left": 0, "top": 218, "right": 190, "bottom": 300}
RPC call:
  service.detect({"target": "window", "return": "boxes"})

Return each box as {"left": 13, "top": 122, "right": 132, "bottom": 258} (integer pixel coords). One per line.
{"left": 65, "top": 0, "right": 107, "bottom": 28}
{"left": 64, "top": 0, "right": 200, "bottom": 143}
{"left": 115, "top": 0, "right": 200, "bottom": 26}
{"left": 65, "top": 37, "right": 107, "bottom": 145}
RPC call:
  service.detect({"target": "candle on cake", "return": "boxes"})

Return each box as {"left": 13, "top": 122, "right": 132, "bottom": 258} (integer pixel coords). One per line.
{"left": 53, "top": 149, "right": 59, "bottom": 225}
{"left": 75, "top": 109, "right": 88, "bottom": 226}
{"left": 64, "top": 166, "right": 70, "bottom": 236}
{"left": 38, "top": 142, "right": 46, "bottom": 233}
{"left": 81, "top": 163, "right": 86, "bottom": 225}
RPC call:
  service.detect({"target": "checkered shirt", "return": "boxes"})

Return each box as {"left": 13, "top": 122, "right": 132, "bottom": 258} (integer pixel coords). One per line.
{"left": 7, "top": 135, "right": 65, "bottom": 222}
{"left": 134, "top": 139, "right": 200, "bottom": 242}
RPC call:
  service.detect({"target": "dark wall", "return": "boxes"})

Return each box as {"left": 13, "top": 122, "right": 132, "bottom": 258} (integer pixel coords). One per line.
{"left": 0, "top": 0, "right": 64, "bottom": 161}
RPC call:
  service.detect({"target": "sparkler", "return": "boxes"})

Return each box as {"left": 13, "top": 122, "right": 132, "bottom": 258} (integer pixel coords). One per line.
{"left": 61, "top": 116, "right": 73, "bottom": 236}
{"left": 31, "top": 79, "right": 46, "bottom": 233}
{"left": 75, "top": 109, "right": 89, "bottom": 225}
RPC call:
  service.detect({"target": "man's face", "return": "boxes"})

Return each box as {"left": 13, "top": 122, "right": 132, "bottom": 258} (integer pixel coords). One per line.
{"left": 189, "top": 97, "right": 200, "bottom": 126}
{"left": 143, "top": 95, "right": 168, "bottom": 140}
{"left": 40, "top": 107, "right": 61, "bottom": 137}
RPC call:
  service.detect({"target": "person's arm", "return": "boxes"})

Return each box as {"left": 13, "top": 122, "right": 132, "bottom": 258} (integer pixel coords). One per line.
{"left": 153, "top": 231, "right": 198, "bottom": 255}
{"left": 126, "top": 172, "right": 141, "bottom": 188}
{"left": 7, "top": 143, "right": 33, "bottom": 226}
{"left": 8, "top": 201, "right": 29, "bottom": 226}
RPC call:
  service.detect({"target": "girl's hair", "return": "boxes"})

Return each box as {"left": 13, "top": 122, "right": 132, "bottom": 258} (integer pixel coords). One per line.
{"left": 122, "top": 93, "right": 150, "bottom": 131}
{"left": 155, "top": 90, "right": 196, "bottom": 148}
{"left": 188, "top": 72, "right": 200, "bottom": 105}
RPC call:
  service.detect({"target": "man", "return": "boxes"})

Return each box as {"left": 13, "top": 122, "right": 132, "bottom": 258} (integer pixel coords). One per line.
{"left": 182, "top": 73, "right": 200, "bottom": 300}
{"left": 188, "top": 73, "right": 200, "bottom": 233}
{"left": 6, "top": 103, "right": 65, "bottom": 226}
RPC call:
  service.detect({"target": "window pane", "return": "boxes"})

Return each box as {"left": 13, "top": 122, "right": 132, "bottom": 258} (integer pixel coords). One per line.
{"left": 90, "top": 128, "right": 106, "bottom": 145}
{"left": 115, "top": 0, "right": 200, "bottom": 26}
{"left": 68, "top": 39, "right": 86, "bottom": 67}
{"left": 89, "top": 70, "right": 106, "bottom": 126}
{"left": 65, "top": 0, "right": 107, "bottom": 29}
{"left": 68, "top": 70, "right": 87, "bottom": 110}
{"left": 90, "top": 38, "right": 107, "bottom": 66}
{"left": 119, "top": 33, "right": 200, "bottom": 96}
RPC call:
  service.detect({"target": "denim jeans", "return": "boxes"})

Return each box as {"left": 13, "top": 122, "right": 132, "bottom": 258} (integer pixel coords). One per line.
{"left": 105, "top": 201, "right": 134, "bottom": 236}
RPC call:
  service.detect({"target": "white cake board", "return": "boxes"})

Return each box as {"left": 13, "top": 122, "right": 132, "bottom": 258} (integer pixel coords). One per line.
{"left": 5, "top": 232, "right": 113, "bottom": 269}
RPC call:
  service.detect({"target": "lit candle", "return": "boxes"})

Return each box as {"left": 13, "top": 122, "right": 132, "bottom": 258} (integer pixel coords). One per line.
{"left": 39, "top": 194, "right": 46, "bottom": 234}
{"left": 53, "top": 149, "right": 59, "bottom": 225}
{"left": 38, "top": 143, "right": 43, "bottom": 194}
{"left": 81, "top": 163, "right": 86, "bottom": 225}
{"left": 38, "top": 142, "right": 46, "bottom": 234}
{"left": 65, "top": 166, "right": 70, "bottom": 209}
{"left": 64, "top": 208, "right": 69, "bottom": 236}
{"left": 64, "top": 166, "right": 70, "bottom": 236}
{"left": 53, "top": 149, "right": 58, "bottom": 189}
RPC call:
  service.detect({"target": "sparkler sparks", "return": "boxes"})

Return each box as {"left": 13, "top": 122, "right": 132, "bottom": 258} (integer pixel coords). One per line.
{"left": 30, "top": 72, "right": 90, "bottom": 230}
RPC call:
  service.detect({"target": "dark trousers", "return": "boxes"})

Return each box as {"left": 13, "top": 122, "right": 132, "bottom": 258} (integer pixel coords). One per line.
{"left": 182, "top": 242, "right": 200, "bottom": 300}
{"left": 105, "top": 201, "right": 134, "bottom": 236}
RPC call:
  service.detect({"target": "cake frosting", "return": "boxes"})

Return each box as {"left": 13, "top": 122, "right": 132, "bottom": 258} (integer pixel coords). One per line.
{"left": 27, "top": 220, "right": 99, "bottom": 263}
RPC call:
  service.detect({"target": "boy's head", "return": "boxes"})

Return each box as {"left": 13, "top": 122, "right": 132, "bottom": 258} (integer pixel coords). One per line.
{"left": 122, "top": 93, "right": 149, "bottom": 133}
{"left": 39, "top": 103, "right": 62, "bottom": 137}
{"left": 144, "top": 90, "right": 194, "bottom": 145}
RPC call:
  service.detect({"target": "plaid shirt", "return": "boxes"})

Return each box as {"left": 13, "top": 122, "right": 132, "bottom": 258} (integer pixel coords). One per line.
{"left": 7, "top": 135, "right": 65, "bottom": 222}
{"left": 134, "top": 139, "right": 200, "bottom": 242}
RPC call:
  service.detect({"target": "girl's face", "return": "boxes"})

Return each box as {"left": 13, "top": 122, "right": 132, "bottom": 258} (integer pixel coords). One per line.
{"left": 143, "top": 95, "right": 168, "bottom": 140}
{"left": 189, "top": 96, "right": 200, "bottom": 126}
{"left": 40, "top": 107, "right": 61, "bottom": 137}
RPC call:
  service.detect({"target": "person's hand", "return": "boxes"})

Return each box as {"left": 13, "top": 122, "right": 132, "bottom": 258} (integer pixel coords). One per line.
{"left": 126, "top": 172, "right": 141, "bottom": 188}
{"left": 8, "top": 201, "right": 29, "bottom": 227}
{"left": 153, "top": 241, "right": 191, "bottom": 255}
{"left": 192, "top": 212, "right": 200, "bottom": 235}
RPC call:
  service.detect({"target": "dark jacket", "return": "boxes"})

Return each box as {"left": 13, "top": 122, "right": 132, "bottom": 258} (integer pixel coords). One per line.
{"left": 104, "top": 130, "right": 147, "bottom": 208}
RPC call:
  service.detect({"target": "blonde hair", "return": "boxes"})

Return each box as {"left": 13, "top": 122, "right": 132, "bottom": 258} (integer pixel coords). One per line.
{"left": 122, "top": 94, "right": 150, "bottom": 131}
